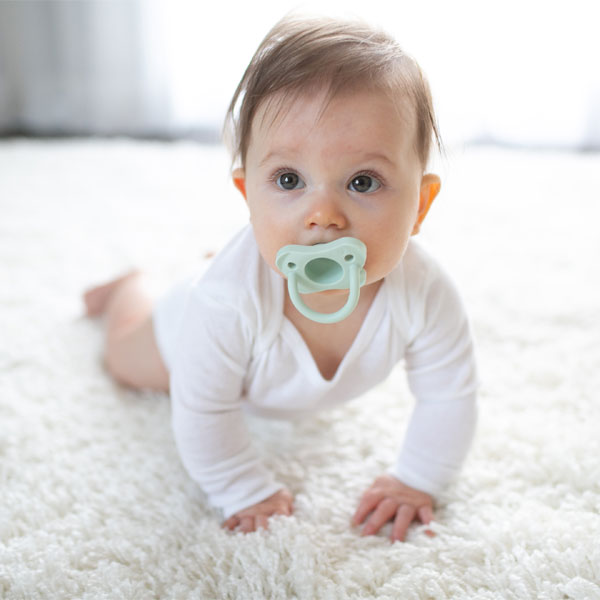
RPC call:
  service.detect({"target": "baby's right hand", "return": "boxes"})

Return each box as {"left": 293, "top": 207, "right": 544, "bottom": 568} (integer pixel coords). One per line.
{"left": 222, "top": 488, "right": 294, "bottom": 533}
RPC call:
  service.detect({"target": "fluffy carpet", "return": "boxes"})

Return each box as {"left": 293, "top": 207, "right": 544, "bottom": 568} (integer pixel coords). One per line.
{"left": 1, "top": 139, "right": 599, "bottom": 599}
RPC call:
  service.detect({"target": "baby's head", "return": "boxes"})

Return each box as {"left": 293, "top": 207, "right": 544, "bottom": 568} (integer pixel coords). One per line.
{"left": 225, "top": 15, "right": 443, "bottom": 291}
{"left": 225, "top": 14, "right": 441, "bottom": 172}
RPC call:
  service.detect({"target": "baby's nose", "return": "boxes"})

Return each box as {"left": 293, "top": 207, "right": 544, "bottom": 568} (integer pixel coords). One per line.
{"left": 304, "top": 192, "right": 348, "bottom": 230}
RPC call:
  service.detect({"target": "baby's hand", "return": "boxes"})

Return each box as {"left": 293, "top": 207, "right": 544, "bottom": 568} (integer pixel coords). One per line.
{"left": 352, "top": 474, "right": 434, "bottom": 543}
{"left": 222, "top": 488, "right": 294, "bottom": 533}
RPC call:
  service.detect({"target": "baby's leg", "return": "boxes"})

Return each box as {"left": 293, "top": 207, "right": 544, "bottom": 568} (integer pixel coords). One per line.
{"left": 83, "top": 271, "right": 169, "bottom": 393}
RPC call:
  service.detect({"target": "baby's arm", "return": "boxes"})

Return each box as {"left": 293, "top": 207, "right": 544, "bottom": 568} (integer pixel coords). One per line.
{"left": 171, "top": 386, "right": 289, "bottom": 525}
{"left": 354, "top": 264, "right": 478, "bottom": 541}
{"left": 353, "top": 395, "right": 476, "bottom": 542}
{"left": 170, "top": 288, "right": 290, "bottom": 530}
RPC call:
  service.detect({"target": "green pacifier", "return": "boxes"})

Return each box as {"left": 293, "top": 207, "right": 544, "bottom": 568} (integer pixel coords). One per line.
{"left": 275, "top": 237, "right": 367, "bottom": 324}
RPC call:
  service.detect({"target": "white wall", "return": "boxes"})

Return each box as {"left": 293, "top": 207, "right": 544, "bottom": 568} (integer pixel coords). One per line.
{"left": 158, "top": 0, "right": 600, "bottom": 148}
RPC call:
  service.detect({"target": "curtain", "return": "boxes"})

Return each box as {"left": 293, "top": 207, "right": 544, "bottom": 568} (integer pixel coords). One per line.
{"left": 0, "top": 0, "right": 204, "bottom": 139}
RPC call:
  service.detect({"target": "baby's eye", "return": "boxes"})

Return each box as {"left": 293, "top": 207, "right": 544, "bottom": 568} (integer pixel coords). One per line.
{"left": 349, "top": 174, "right": 381, "bottom": 193}
{"left": 276, "top": 172, "right": 305, "bottom": 190}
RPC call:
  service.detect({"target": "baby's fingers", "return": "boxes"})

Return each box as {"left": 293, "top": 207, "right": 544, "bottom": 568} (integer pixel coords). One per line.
{"left": 391, "top": 504, "right": 417, "bottom": 542}
{"left": 222, "top": 516, "right": 240, "bottom": 531}
{"left": 360, "top": 498, "right": 398, "bottom": 536}
{"left": 417, "top": 505, "right": 436, "bottom": 537}
{"left": 352, "top": 494, "right": 381, "bottom": 526}
{"left": 417, "top": 505, "right": 433, "bottom": 525}
{"left": 239, "top": 516, "right": 255, "bottom": 533}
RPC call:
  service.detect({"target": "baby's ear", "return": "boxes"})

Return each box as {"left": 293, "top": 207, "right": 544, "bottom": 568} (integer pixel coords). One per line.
{"left": 412, "top": 174, "right": 441, "bottom": 235}
{"left": 232, "top": 168, "right": 246, "bottom": 200}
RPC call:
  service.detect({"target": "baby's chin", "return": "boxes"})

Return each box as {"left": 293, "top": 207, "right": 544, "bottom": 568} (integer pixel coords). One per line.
{"left": 302, "top": 288, "right": 350, "bottom": 298}
{"left": 301, "top": 279, "right": 382, "bottom": 299}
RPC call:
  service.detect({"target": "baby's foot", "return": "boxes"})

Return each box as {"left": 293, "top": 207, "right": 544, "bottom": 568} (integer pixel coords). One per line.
{"left": 83, "top": 270, "right": 140, "bottom": 317}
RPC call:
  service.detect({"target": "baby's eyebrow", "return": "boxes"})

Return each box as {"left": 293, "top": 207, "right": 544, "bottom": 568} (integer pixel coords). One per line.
{"left": 258, "top": 149, "right": 298, "bottom": 167}
{"left": 358, "top": 152, "right": 396, "bottom": 168}
{"left": 258, "top": 150, "right": 396, "bottom": 169}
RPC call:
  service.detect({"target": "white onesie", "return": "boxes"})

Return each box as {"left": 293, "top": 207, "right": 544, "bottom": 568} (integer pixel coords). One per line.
{"left": 153, "top": 225, "right": 478, "bottom": 519}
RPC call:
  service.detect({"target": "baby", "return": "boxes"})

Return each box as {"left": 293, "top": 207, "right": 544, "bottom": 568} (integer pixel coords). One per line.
{"left": 84, "top": 15, "right": 478, "bottom": 543}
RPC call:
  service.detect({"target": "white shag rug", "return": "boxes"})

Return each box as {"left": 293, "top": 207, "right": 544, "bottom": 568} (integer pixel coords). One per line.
{"left": 1, "top": 139, "right": 599, "bottom": 600}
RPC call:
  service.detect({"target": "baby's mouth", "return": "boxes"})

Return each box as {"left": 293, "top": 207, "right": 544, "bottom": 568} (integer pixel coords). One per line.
{"left": 301, "top": 235, "right": 350, "bottom": 247}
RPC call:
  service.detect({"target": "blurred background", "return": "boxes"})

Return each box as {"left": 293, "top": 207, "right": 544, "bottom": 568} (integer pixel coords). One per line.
{"left": 1, "top": 0, "right": 599, "bottom": 151}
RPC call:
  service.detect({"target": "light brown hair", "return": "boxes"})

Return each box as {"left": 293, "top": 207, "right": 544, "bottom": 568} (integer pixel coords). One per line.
{"left": 224, "top": 15, "right": 442, "bottom": 171}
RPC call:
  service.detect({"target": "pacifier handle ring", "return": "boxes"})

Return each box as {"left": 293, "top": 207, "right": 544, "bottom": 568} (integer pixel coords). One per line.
{"left": 287, "top": 264, "right": 361, "bottom": 324}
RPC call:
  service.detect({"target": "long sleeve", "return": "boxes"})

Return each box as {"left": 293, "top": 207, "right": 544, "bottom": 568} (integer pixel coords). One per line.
{"left": 389, "top": 263, "right": 479, "bottom": 496}
{"left": 170, "top": 285, "right": 285, "bottom": 519}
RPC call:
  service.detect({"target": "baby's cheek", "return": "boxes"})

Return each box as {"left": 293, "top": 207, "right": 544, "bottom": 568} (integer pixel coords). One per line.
{"left": 256, "top": 239, "right": 284, "bottom": 275}
{"left": 364, "top": 256, "right": 387, "bottom": 284}
{"left": 366, "top": 244, "right": 407, "bottom": 282}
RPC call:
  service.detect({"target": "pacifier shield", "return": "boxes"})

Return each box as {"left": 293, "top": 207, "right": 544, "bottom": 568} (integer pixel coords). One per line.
{"left": 275, "top": 237, "right": 367, "bottom": 324}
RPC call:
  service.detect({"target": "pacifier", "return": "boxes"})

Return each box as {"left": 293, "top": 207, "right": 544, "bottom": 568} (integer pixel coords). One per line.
{"left": 275, "top": 237, "right": 367, "bottom": 324}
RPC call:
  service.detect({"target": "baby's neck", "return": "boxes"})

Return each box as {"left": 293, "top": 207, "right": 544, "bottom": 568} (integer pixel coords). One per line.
{"left": 283, "top": 280, "right": 382, "bottom": 380}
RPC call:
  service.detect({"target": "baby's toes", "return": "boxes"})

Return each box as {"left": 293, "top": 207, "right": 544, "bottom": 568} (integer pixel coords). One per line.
{"left": 83, "top": 287, "right": 107, "bottom": 316}
{"left": 82, "top": 271, "right": 141, "bottom": 317}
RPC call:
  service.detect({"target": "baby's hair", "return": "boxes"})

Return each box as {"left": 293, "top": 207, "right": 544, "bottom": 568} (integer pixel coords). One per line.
{"left": 224, "top": 14, "right": 442, "bottom": 171}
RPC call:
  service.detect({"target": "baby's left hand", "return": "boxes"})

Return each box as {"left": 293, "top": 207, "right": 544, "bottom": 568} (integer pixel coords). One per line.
{"left": 352, "top": 474, "right": 434, "bottom": 543}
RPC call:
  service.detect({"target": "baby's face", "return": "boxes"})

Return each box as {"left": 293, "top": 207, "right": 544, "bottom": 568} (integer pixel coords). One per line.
{"left": 238, "top": 87, "right": 433, "bottom": 289}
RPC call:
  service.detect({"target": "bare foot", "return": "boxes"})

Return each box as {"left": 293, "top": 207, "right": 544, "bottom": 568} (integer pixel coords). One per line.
{"left": 83, "top": 270, "right": 141, "bottom": 317}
